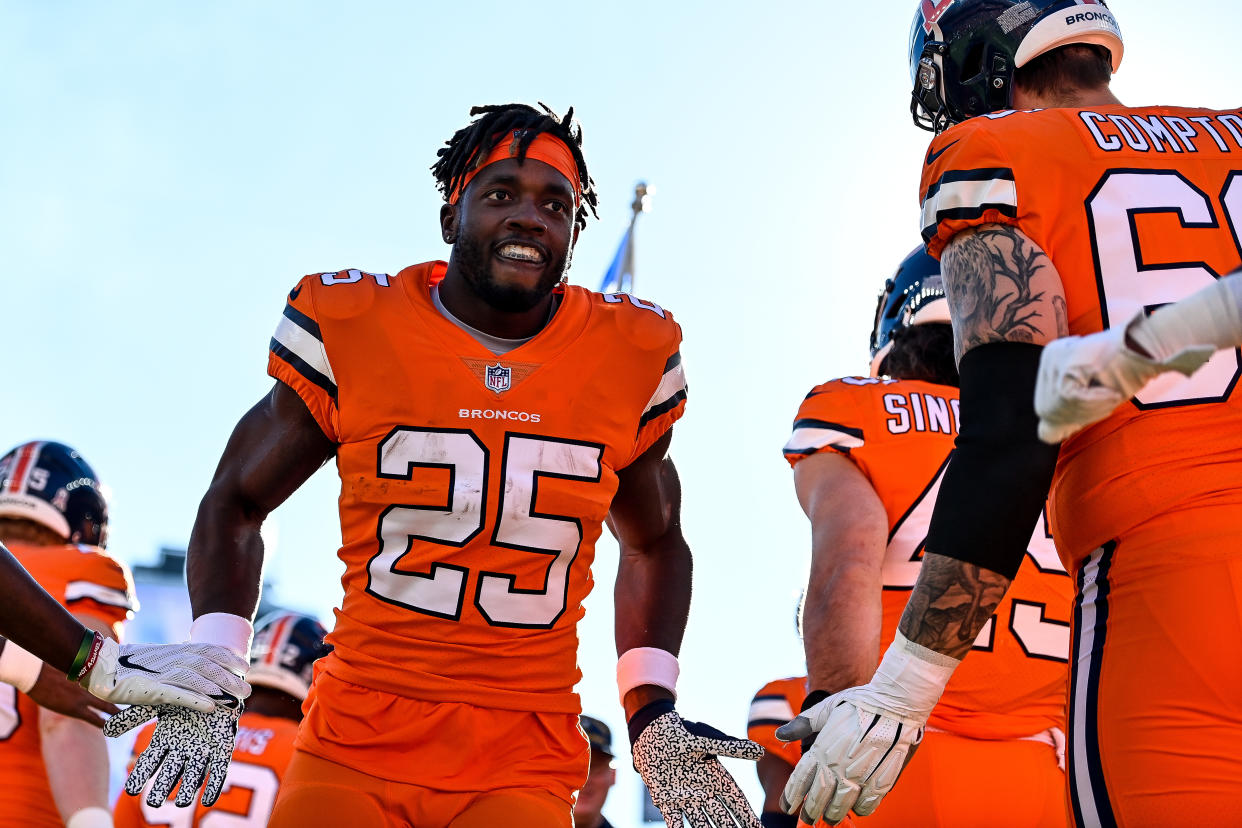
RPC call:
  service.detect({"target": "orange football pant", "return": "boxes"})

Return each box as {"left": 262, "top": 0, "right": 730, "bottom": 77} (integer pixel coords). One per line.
{"left": 267, "top": 750, "right": 571, "bottom": 828}
{"left": 1068, "top": 504, "right": 1242, "bottom": 828}
{"left": 853, "top": 730, "right": 1067, "bottom": 827}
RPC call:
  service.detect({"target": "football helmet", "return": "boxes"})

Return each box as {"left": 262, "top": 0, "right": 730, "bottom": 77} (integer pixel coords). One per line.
{"left": 0, "top": 441, "right": 109, "bottom": 546}
{"left": 869, "top": 247, "right": 951, "bottom": 377}
{"left": 910, "top": 0, "right": 1124, "bottom": 133}
{"left": 247, "top": 611, "right": 330, "bottom": 701}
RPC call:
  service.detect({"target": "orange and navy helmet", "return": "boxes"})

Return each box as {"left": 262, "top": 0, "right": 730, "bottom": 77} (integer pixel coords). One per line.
{"left": 248, "top": 611, "right": 331, "bottom": 700}
{"left": 0, "top": 441, "right": 109, "bottom": 547}
{"left": 869, "top": 246, "right": 950, "bottom": 376}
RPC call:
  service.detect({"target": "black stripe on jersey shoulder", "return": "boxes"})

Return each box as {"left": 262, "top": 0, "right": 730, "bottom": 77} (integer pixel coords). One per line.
{"left": 638, "top": 388, "right": 688, "bottom": 430}
{"left": 283, "top": 302, "right": 322, "bottom": 341}
{"left": 752, "top": 694, "right": 791, "bottom": 702}
{"left": 747, "top": 718, "right": 792, "bottom": 728}
{"left": 923, "top": 166, "right": 1017, "bottom": 201}
{"left": 791, "top": 419, "right": 864, "bottom": 440}
{"left": 65, "top": 593, "right": 133, "bottom": 610}
{"left": 270, "top": 338, "right": 338, "bottom": 400}
{"left": 784, "top": 444, "right": 851, "bottom": 457}
{"left": 663, "top": 351, "right": 682, "bottom": 374}
{"left": 922, "top": 203, "right": 1021, "bottom": 243}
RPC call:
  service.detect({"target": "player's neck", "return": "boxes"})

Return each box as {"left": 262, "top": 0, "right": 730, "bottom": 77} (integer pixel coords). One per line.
{"left": 437, "top": 271, "right": 556, "bottom": 341}
{"left": 1012, "top": 84, "right": 1122, "bottom": 111}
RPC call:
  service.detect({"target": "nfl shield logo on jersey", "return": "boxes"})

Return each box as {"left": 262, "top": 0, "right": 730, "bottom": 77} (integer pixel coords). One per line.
{"left": 486, "top": 363, "right": 512, "bottom": 393}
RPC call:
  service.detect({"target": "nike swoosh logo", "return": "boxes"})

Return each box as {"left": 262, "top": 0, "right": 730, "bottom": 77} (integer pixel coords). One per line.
{"left": 926, "top": 139, "right": 959, "bottom": 166}
{"left": 118, "top": 655, "right": 158, "bottom": 674}
{"left": 288, "top": 285, "right": 302, "bottom": 300}
{"left": 210, "top": 693, "right": 242, "bottom": 709}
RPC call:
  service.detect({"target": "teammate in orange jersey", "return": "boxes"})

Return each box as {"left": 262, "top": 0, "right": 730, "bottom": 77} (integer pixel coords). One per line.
{"left": 780, "top": 3, "right": 1242, "bottom": 827}
{"left": 114, "top": 611, "right": 330, "bottom": 828}
{"left": 111, "top": 103, "right": 761, "bottom": 828}
{"left": 774, "top": 249, "right": 1070, "bottom": 828}
{"left": 0, "top": 441, "right": 137, "bottom": 828}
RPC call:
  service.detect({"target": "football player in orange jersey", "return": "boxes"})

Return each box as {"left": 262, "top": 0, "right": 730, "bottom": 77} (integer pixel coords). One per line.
{"left": 780, "top": 3, "right": 1242, "bottom": 827}
{"left": 111, "top": 103, "right": 762, "bottom": 828}
{"left": 771, "top": 249, "right": 1070, "bottom": 828}
{"left": 113, "top": 611, "right": 330, "bottom": 828}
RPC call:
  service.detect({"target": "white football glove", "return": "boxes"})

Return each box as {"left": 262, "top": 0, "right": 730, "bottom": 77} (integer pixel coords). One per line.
{"left": 631, "top": 702, "right": 764, "bottom": 828}
{"left": 1035, "top": 314, "right": 1215, "bottom": 444}
{"left": 82, "top": 638, "right": 250, "bottom": 713}
{"left": 105, "top": 698, "right": 243, "bottom": 808}
{"left": 777, "top": 633, "right": 958, "bottom": 824}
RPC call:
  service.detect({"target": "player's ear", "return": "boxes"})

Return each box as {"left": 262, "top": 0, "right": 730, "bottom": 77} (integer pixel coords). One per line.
{"left": 440, "top": 203, "right": 459, "bottom": 245}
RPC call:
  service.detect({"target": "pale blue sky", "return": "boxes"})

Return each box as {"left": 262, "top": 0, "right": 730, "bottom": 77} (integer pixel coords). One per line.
{"left": 2, "top": 2, "right": 1238, "bottom": 824}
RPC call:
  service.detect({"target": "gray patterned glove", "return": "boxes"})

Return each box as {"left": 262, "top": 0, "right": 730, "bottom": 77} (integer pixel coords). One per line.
{"left": 630, "top": 699, "right": 764, "bottom": 828}
{"left": 104, "top": 697, "right": 243, "bottom": 807}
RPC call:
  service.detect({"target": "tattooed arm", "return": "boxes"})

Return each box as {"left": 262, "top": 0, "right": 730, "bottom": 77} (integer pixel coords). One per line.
{"left": 897, "top": 553, "right": 1011, "bottom": 659}
{"left": 941, "top": 224, "right": 1070, "bottom": 362}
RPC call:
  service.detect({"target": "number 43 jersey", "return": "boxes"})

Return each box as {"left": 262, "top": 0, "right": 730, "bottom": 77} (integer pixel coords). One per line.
{"left": 784, "top": 377, "right": 1071, "bottom": 740}
{"left": 267, "top": 261, "right": 687, "bottom": 714}
{"left": 920, "top": 106, "right": 1242, "bottom": 561}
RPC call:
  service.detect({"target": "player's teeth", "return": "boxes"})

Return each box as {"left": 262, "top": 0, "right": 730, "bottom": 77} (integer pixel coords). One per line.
{"left": 499, "top": 244, "right": 543, "bottom": 262}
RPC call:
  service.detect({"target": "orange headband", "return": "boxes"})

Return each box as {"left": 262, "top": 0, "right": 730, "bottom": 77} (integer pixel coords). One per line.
{"left": 449, "top": 130, "right": 582, "bottom": 205}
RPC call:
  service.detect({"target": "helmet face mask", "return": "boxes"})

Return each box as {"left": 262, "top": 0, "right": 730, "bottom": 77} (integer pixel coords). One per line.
{"left": 908, "top": 0, "right": 1123, "bottom": 134}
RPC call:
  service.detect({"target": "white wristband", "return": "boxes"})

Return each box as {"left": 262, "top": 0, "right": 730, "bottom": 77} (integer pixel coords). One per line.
{"left": 869, "top": 631, "right": 961, "bottom": 720}
{"left": 190, "top": 613, "right": 254, "bottom": 660}
{"left": 66, "top": 806, "right": 113, "bottom": 828}
{"left": 0, "top": 641, "right": 43, "bottom": 694}
{"left": 1129, "top": 272, "right": 1242, "bottom": 358}
{"left": 616, "top": 647, "right": 679, "bottom": 705}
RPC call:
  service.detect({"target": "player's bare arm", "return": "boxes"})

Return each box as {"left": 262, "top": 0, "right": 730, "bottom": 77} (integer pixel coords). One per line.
{"left": 607, "top": 428, "right": 690, "bottom": 717}
{"left": 187, "top": 380, "right": 336, "bottom": 619}
{"left": 0, "top": 543, "right": 91, "bottom": 673}
{"left": 898, "top": 554, "right": 1011, "bottom": 660}
{"left": 941, "top": 224, "right": 1069, "bottom": 363}
{"left": 793, "top": 452, "right": 886, "bottom": 690}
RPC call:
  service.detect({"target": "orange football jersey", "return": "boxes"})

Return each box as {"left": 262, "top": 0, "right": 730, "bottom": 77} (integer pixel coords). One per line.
{"left": 266, "top": 262, "right": 686, "bottom": 717}
{"left": 784, "top": 377, "right": 1071, "bottom": 739}
{"left": 0, "top": 542, "right": 135, "bottom": 828}
{"left": 114, "top": 711, "right": 299, "bottom": 828}
{"left": 920, "top": 106, "right": 1242, "bottom": 561}
{"left": 748, "top": 676, "right": 806, "bottom": 767}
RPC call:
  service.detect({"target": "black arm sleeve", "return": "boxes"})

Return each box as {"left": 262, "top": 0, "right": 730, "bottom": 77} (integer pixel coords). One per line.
{"left": 924, "top": 342, "right": 1061, "bottom": 580}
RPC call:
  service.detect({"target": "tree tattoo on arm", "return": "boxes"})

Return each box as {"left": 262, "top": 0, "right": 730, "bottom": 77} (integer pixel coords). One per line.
{"left": 897, "top": 552, "right": 1012, "bottom": 660}
{"left": 941, "top": 224, "right": 1071, "bottom": 363}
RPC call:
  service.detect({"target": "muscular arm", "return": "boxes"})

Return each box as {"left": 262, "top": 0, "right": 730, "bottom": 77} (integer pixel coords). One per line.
{"left": 793, "top": 452, "right": 887, "bottom": 692}
{"left": 902, "top": 224, "right": 1067, "bottom": 658}
{"left": 941, "top": 224, "right": 1069, "bottom": 363}
{"left": 0, "top": 544, "right": 88, "bottom": 673}
{"left": 39, "top": 614, "right": 115, "bottom": 823}
{"left": 187, "top": 380, "right": 336, "bottom": 619}
{"left": 608, "top": 429, "right": 691, "bottom": 719}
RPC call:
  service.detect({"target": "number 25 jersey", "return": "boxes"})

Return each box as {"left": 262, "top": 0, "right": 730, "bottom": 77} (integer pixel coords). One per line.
{"left": 784, "top": 377, "right": 1071, "bottom": 740}
{"left": 920, "top": 106, "right": 1242, "bottom": 560}
{"left": 267, "top": 262, "right": 686, "bottom": 714}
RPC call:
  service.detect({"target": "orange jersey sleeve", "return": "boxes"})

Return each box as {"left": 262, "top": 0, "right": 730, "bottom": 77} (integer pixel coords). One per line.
{"left": 747, "top": 676, "right": 807, "bottom": 767}
{"left": 267, "top": 272, "right": 344, "bottom": 441}
{"left": 0, "top": 543, "right": 134, "bottom": 826}
{"left": 114, "top": 712, "right": 299, "bottom": 828}
{"left": 919, "top": 106, "right": 1242, "bottom": 560}
{"left": 785, "top": 379, "right": 1071, "bottom": 740}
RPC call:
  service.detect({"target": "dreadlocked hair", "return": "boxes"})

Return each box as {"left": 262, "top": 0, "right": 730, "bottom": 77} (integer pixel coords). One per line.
{"left": 431, "top": 103, "right": 599, "bottom": 231}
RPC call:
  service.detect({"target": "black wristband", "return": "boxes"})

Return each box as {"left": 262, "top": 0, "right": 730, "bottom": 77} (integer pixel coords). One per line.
{"left": 799, "top": 690, "right": 830, "bottom": 713}
{"left": 924, "top": 342, "right": 1060, "bottom": 580}
{"left": 627, "top": 697, "right": 675, "bottom": 744}
{"left": 761, "top": 811, "right": 798, "bottom": 828}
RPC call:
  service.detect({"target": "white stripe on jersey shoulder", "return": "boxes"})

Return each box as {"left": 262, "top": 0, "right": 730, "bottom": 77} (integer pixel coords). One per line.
{"left": 272, "top": 313, "right": 336, "bottom": 385}
{"left": 65, "top": 580, "right": 134, "bottom": 610}
{"left": 783, "top": 423, "right": 865, "bottom": 455}
{"left": 641, "top": 354, "right": 687, "bottom": 422}
{"left": 920, "top": 175, "right": 1017, "bottom": 234}
{"left": 748, "top": 697, "right": 795, "bottom": 724}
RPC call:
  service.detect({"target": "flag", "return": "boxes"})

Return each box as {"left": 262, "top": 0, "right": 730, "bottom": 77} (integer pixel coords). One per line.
{"left": 599, "top": 182, "right": 650, "bottom": 294}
